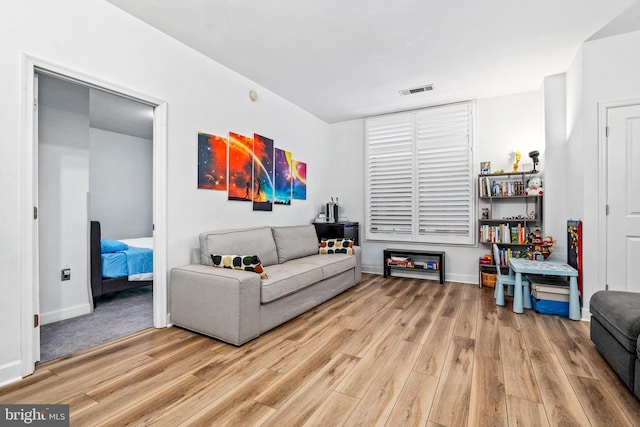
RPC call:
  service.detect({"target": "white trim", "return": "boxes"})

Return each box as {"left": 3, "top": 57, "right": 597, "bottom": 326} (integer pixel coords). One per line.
{"left": 40, "top": 303, "right": 92, "bottom": 326}
{"left": 20, "top": 56, "right": 37, "bottom": 377}
{"left": 20, "top": 55, "right": 169, "bottom": 378}
{"left": 152, "top": 103, "right": 169, "bottom": 328}
{"left": 0, "top": 361, "right": 22, "bottom": 387}
{"left": 597, "top": 97, "right": 640, "bottom": 296}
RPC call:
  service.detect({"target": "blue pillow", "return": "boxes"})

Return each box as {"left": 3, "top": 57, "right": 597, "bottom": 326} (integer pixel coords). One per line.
{"left": 101, "top": 238, "right": 128, "bottom": 253}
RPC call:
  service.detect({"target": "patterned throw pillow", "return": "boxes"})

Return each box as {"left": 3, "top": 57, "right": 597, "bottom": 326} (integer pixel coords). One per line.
{"left": 210, "top": 254, "right": 268, "bottom": 279}
{"left": 319, "top": 238, "right": 354, "bottom": 255}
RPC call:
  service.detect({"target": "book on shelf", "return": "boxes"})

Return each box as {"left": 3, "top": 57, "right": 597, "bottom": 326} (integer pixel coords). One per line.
{"left": 386, "top": 257, "right": 414, "bottom": 268}
{"left": 479, "top": 223, "right": 528, "bottom": 244}
{"left": 479, "top": 176, "right": 526, "bottom": 197}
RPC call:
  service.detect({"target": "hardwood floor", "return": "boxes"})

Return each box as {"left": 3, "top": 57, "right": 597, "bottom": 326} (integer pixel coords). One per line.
{"left": 2, "top": 273, "right": 639, "bottom": 426}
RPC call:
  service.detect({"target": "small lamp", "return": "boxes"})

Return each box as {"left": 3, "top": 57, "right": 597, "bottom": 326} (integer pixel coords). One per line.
{"left": 528, "top": 150, "right": 540, "bottom": 173}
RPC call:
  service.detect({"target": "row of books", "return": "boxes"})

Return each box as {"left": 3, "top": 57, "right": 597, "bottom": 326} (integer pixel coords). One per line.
{"left": 479, "top": 223, "right": 527, "bottom": 244}
{"left": 479, "top": 176, "right": 526, "bottom": 198}
{"left": 495, "top": 248, "right": 525, "bottom": 267}
{"left": 479, "top": 248, "right": 526, "bottom": 268}
{"left": 386, "top": 257, "right": 439, "bottom": 270}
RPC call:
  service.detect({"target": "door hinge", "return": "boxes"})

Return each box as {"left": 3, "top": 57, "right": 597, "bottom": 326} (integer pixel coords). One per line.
{"left": 34, "top": 314, "right": 39, "bottom": 328}
{"left": 605, "top": 126, "right": 609, "bottom": 137}
{"left": 33, "top": 98, "right": 38, "bottom": 112}
{"left": 33, "top": 206, "right": 38, "bottom": 219}
{"left": 605, "top": 284, "right": 609, "bottom": 291}
{"left": 606, "top": 204, "right": 609, "bottom": 215}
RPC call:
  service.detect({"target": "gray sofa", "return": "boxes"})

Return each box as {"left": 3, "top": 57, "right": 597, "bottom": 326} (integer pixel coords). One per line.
{"left": 590, "top": 290, "right": 640, "bottom": 400}
{"left": 170, "top": 224, "right": 362, "bottom": 345}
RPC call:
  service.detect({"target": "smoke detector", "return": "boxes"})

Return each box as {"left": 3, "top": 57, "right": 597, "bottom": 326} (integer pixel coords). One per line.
{"left": 399, "top": 84, "right": 434, "bottom": 96}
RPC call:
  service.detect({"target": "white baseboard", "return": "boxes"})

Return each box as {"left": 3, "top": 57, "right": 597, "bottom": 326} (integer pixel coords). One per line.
{"left": 40, "top": 303, "right": 91, "bottom": 326}
{"left": 361, "top": 265, "right": 476, "bottom": 284}
{"left": 0, "top": 360, "right": 22, "bottom": 387}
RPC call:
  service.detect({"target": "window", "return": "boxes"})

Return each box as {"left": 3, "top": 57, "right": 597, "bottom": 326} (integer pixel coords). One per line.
{"left": 365, "top": 102, "right": 475, "bottom": 245}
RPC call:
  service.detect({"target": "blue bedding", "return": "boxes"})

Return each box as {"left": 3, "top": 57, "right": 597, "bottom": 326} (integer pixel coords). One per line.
{"left": 101, "top": 242, "right": 153, "bottom": 279}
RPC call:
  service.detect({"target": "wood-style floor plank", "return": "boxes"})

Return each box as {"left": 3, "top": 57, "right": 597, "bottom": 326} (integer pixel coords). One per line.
{"left": 528, "top": 349, "right": 591, "bottom": 426}
{"left": 505, "top": 395, "right": 549, "bottom": 427}
{"left": 343, "top": 339, "right": 421, "bottom": 427}
{"left": 468, "top": 355, "right": 508, "bottom": 427}
{"left": 427, "top": 336, "right": 475, "bottom": 426}
{"left": 384, "top": 371, "right": 438, "bottom": 427}
{"left": 1, "top": 273, "right": 638, "bottom": 426}
{"left": 499, "top": 325, "right": 542, "bottom": 402}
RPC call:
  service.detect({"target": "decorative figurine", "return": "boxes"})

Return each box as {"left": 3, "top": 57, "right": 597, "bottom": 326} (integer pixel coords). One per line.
{"left": 524, "top": 177, "right": 543, "bottom": 196}
{"left": 512, "top": 151, "right": 521, "bottom": 172}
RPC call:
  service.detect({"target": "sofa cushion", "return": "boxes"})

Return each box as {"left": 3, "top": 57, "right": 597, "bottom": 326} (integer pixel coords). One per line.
{"left": 286, "top": 254, "right": 356, "bottom": 279}
{"left": 271, "top": 225, "right": 319, "bottom": 264}
{"left": 199, "top": 227, "right": 278, "bottom": 267}
{"left": 260, "top": 262, "right": 323, "bottom": 303}
{"left": 590, "top": 290, "right": 640, "bottom": 353}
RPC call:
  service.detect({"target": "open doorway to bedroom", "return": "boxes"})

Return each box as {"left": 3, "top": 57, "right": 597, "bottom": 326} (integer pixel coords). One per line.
{"left": 36, "top": 72, "right": 155, "bottom": 364}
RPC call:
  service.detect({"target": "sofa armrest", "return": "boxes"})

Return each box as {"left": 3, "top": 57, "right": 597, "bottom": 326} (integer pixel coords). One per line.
{"left": 170, "top": 264, "right": 261, "bottom": 345}
{"left": 353, "top": 245, "right": 362, "bottom": 284}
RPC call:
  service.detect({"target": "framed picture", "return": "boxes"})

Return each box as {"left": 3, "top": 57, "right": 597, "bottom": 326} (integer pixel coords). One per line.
{"left": 480, "top": 161, "right": 491, "bottom": 174}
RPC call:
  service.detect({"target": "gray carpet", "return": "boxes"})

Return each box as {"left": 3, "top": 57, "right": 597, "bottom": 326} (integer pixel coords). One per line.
{"left": 39, "top": 286, "right": 153, "bottom": 364}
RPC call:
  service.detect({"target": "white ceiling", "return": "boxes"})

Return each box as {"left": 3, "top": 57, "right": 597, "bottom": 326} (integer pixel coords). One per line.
{"left": 105, "top": 0, "right": 639, "bottom": 123}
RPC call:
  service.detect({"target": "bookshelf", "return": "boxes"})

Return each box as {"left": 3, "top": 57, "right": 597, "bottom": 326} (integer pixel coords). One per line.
{"left": 478, "top": 171, "right": 543, "bottom": 287}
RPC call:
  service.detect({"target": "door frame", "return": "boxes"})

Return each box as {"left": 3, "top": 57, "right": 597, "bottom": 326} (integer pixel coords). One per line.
{"left": 20, "top": 55, "right": 169, "bottom": 377}
{"left": 597, "top": 98, "right": 640, "bottom": 294}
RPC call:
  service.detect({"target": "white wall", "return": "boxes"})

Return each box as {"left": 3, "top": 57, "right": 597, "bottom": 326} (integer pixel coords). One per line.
{"left": 542, "top": 74, "right": 569, "bottom": 260}
{"left": 90, "top": 128, "right": 153, "bottom": 239}
{"left": 38, "top": 74, "right": 92, "bottom": 326}
{"left": 566, "top": 30, "right": 640, "bottom": 317}
{"left": 0, "top": 0, "right": 332, "bottom": 384}
{"left": 476, "top": 92, "right": 543, "bottom": 173}
{"left": 328, "top": 91, "right": 544, "bottom": 282}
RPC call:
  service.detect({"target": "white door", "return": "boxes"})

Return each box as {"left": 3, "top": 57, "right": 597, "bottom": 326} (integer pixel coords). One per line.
{"left": 606, "top": 104, "right": 640, "bottom": 292}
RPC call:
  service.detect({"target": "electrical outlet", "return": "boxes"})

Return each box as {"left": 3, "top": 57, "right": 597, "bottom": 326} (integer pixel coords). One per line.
{"left": 61, "top": 268, "right": 71, "bottom": 281}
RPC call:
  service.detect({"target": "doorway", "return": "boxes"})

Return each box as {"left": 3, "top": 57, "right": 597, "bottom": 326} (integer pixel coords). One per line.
{"left": 20, "top": 57, "right": 168, "bottom": 377}
{"left": 36, "top": 72, "right": 155, "bottom": 363}
{"left": 602, "top": 100, "right": 640, "bottom": 293}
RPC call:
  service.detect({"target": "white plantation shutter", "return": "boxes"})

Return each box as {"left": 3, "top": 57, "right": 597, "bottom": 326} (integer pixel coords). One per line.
{"left": 365, "top": 114, "right": 414, "bottom": 237}
{"left": 416, "top": 103, "right": 474, "bottom": 244}
{"left": 366, "top": 102, "right": 475, "bottom": 244}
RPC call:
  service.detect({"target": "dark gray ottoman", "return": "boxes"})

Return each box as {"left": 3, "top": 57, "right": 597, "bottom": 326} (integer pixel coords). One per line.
{"left": 590, "top": 290, "right": 640, "bottom": 398}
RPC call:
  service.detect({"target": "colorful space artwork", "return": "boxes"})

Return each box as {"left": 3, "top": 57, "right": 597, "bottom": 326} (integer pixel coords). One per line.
{"left": 274, "top": 148, "right": 292, "bottom": 205}
{"left": 228, "top": 132, "right": 254, "bottom": 201}
{"left": 197, "top": 132, "right": 227, "bottom": 190}
{"left": 292, "top": 159, "right": 307, "bottom": 200}
{"left": 252, "top": 134, "right": 274, "bottom": 211}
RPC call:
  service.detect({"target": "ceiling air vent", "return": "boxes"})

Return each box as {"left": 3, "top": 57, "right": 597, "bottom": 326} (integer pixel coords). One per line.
{"left": 399, "top": 84, "right": 434, "bottom": 96}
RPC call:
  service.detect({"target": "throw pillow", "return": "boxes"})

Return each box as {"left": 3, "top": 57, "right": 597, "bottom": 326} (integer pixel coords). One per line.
{"left": 319, "top": 238, "right": 353, "bottom": 255}
{"left": 210, "top": 254, "right": 268, "bottom": 279}
{"left": 101, "top": 238, "right": 128, "bottom": 253}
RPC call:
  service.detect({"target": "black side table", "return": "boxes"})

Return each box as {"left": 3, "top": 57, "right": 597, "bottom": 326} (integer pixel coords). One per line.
{"left": 383, "top": 248, "right": 445, "bottom": 284}
{"left": 312, "top": 221, "right": 359, "bottom": 246}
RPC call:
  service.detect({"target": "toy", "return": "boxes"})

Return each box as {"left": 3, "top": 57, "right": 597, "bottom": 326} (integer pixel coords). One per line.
{"left": 512, "top": 151, "right": 521, "bottom": 172}
{"left": 524, "top": 177, "right": 543, "bottom": 196}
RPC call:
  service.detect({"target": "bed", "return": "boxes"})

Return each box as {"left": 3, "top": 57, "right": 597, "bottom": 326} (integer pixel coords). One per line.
{"left": 90, "top": 221, "right": 153, "bottom": 304}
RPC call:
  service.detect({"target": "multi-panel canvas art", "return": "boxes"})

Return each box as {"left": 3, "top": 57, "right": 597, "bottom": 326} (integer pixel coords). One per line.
{"left": 197, "top": 132, "right": 227, "bottom": 190}
{"left": 198, "top": 131, "right": 305, "bottom": 210}
{"left": 292, "top": 160, "right": 307, "bottom": 200}
{"left": 253, "top": 134, "right": 274, "bottom": 211}
{"left": 274, "top": 148, "right": 292, "bottom": 205}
